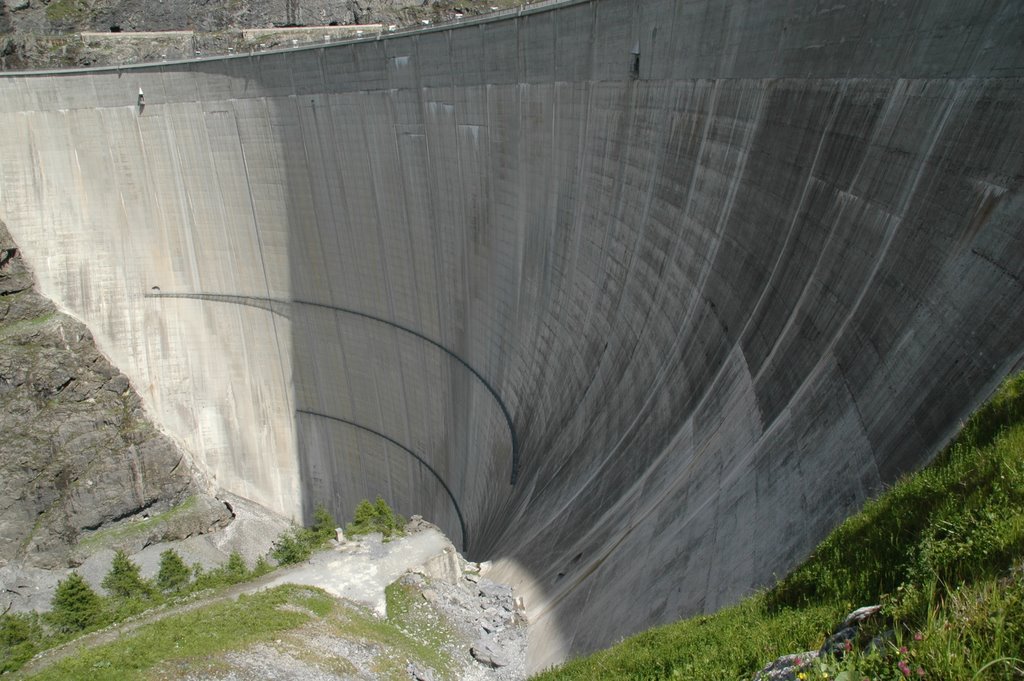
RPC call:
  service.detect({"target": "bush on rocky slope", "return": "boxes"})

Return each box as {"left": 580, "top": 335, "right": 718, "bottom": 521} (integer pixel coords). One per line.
{"left": 270, "top": 503, "right": 338, "bottom": 565}
{"left": 346, "top": 496, "right": 405, "bottom": 540}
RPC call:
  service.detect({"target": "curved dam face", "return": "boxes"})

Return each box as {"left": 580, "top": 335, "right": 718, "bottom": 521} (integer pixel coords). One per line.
{"left": 2, "top": 0, "right": 1024, "bottom": 667}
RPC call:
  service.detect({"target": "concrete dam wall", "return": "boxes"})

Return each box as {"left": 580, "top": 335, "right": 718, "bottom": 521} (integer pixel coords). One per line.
{"left": 2, "top": 0, "right": 1023, "bottom": 667}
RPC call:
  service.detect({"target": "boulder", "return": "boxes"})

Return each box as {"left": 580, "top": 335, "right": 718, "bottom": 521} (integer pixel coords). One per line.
{"left": 407, "top": 662, "right": 435, "bottom": 681}
{"left": 842, "top": 604, "right": 882, "bottom": 627}
{"left": 470, "top": 639, "right": 508, "bottom": 668}
{"left": 418, "top": 543, "right": 461, "bottom": 584}
{"left": 819, "top": 625, "right": 858, "bottom": 658}
{"left": 752, "top": 651, "right": 818, "bottom": 681}
{"left": 753, "top": 605, "right": 886, "bottom": 680}
{"left": 478, "top": 580, "right": 512, "bottom": 600}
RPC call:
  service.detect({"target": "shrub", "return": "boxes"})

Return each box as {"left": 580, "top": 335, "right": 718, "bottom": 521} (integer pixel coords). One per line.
{"left": 193, "top": 552, "right": 254, "bottom": 590}
{"left": 252, "top": 555, "right": 273, "bottom": 577}
{"left": 270, "top": 503, "right": 339, "bottom": 566}
{"left": 223, "top": 551, "right": 249, "bottom": 581}
{"left": 346, "top": 497, "right": 405, "bottom": 540}
{"left": 156, "top": 549, "right": 191, "bottom": 593}
{"left": 102, "top": 550, "right": 153, "bottom": 600}
{"left": 0, "top": 612, "right": 44, "bottom": 673}
{"left": 311, "top": 503, "right": 337, "bottom": 543}
{"left": 271, "top": 527, "right": 316, "bottom": 565}
{"left": 49, "top": 573, "right": 103, "bottom": 633}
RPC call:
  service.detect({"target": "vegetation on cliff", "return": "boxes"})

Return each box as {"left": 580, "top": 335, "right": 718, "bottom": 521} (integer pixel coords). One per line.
{"left": 268, "top": 497, "right": 404, "bottom": 566}
{"left": 27, "top": 585, "right": 336, "bottom": 681}
{"left": 20, "top": 578, "right": 465, "bottom": 681}
{"left": 0, "top": 0, "right": 536, "bottom": 70}
{"left": 270, "top": 503, "right": 338, "bottom": 565}
{"left": 346, "top": 496, "right": 406, "bottom": 540}
{"left": 536, "top": 371, "right": 1024, "bottom": 680}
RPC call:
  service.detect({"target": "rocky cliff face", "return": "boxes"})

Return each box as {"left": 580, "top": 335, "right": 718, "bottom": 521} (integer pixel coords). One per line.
{"left": 0, "top": 0, "right": 524, "bottom": 69}
{"left": 0, "top": 220, "right": 215, "bottom": 569}
{"left": 3, "top": 0, "right": 434, "bottom": 34}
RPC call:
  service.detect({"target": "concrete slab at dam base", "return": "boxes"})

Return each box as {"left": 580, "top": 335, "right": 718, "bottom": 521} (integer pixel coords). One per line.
{"left": 2, "top": 0, "right": 1024, "bottom": 669}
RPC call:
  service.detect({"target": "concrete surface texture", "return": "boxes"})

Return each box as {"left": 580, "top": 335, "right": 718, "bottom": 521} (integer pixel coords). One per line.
{"left": 1, "top": 0, "right": 1024, "bottom": 669}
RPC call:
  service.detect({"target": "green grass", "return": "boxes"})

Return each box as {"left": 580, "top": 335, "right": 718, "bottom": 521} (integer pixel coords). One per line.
{"left": 43, "top": 0, "right": 88, "bottom": 23}
{"left": 25, "top": 585, "right": 328, "bottom": 681}
{"left": 536, "top": 372, "right": 1024, "bottom": 680}
{"left": 538, "top": 598, "right": 840, "bottom": 681}
{"left": 767, "top": 374, "right": 1024, "bottom": 614}
{"left": 12, "top": 572, "right": 455, "bottom": 679}
{"left": 1, "top": 544, "right": 272, "bottom": 673}
{"left": 384, "top": 579, "right": 456, "bottom": 675}
{"left": 2, "top": 500, "right": 335, "bottom": 674}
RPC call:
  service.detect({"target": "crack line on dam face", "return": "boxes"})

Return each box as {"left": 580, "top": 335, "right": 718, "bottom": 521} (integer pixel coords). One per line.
{"left": 297, "top": 408, "right": 469, "bottom": 551}
{"left": 143, "top": 291, "right": 520, "bottom": 486}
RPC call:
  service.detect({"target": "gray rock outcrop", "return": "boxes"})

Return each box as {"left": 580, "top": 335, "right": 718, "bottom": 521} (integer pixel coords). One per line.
{"left": 0, "top": 220, "right": 218, "bottom": 569}
{"left": 3, "top": 0, "right": 437, "bottom": 35}
{"left": 752, "top": 651, "right": 820, "bottom": 681}
{"left": 0, "top": 0, "right": 527, "bottom": 70}
{"left": 471, "top": 639, "right": 509, "bottom": 669}
{"left": 752, "top": 605, "right": 885, "bottom": 681}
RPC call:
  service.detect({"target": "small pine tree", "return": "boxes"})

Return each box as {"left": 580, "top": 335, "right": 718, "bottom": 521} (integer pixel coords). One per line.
{"left": 223, "top": 551, "right": 248, "bottom": 582}
{"left": 102, "top": 550, "right": 152, "bottom": 599}
{"left": 269, "top": 505, "right": 341, "bottom": 566}
{"left": 49, "top": 573, "right": 103, "bottom": 633}
{"left": 351, "top": 499, "right": 376, "bottom": 530}
{"left": 346, "top": 496, "right": 405, "bottom": 539}
{"left": 156, "top": 549, "right": 190, "bottom": 593}
{"left": 311, "top": 503, "right": 336, "bottom": 543}
{"left": 252, "top": 555, "right": 273, "bottom": 576}
{"left": 0, "top": 612, "right": 43, "bottom": 673}
{"left": 0, "top": 613, "right": 33, "bottom": 650}
{"left": 270, "top": 528, "right": 313, "bottom": 565}
{"left": 373, "top": 496, "right": 405, "bottom": 538}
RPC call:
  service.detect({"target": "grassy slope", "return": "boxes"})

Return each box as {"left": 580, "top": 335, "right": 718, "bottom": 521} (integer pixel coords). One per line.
{"left": 23, "top": 581, "right": 460, "bottom": 681}
{"left": 536, "top": 372, "right": 1024, "bottom": 680}
{"left": 26, "top": 585, "right": 324, "bottom": 681}
{"left": 0, "top": 550, "right": 277, "bottom": 673}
